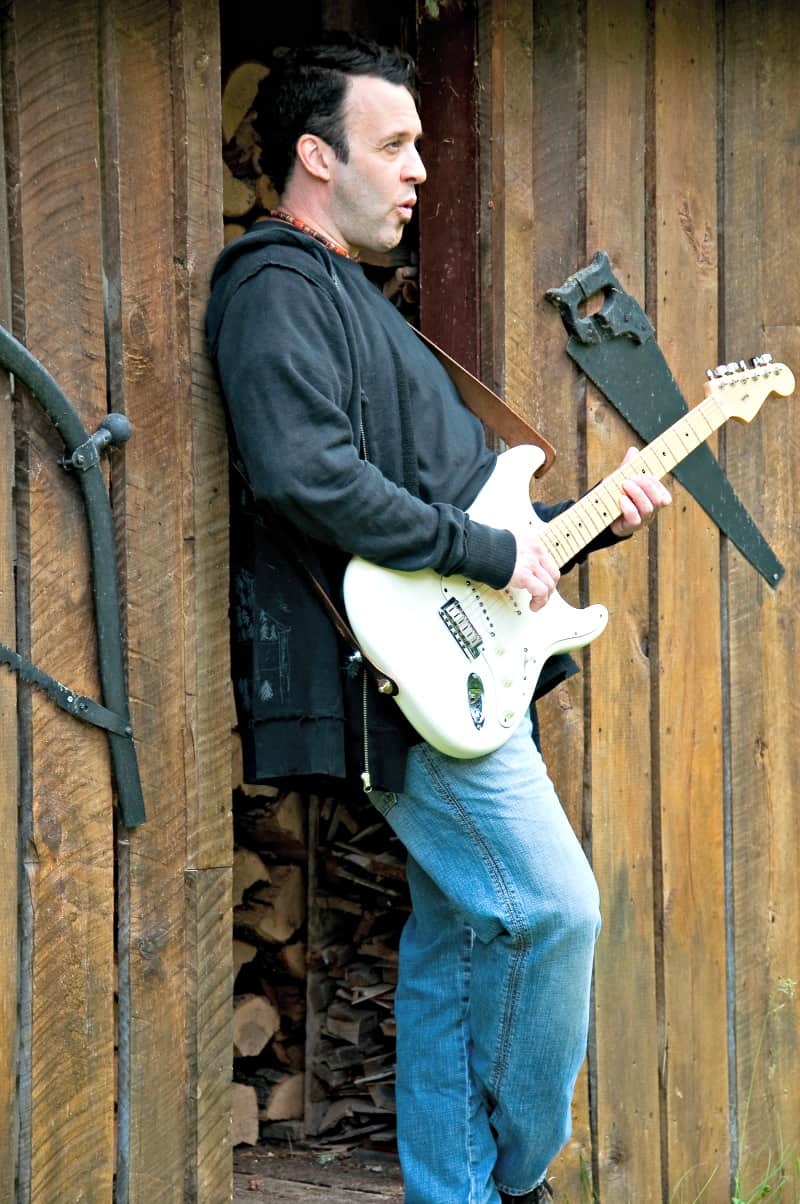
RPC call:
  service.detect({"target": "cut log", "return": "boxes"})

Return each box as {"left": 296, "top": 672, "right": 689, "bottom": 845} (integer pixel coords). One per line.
{"left": 357, "top": 935, "right": 399, "bottom": 963}
{"left": 272, "top": 982, "right": 306, "bottom": 1026}
{"left": 233, "top": 993, "right": 280, "bottom": 1058}
{"left": 326, "top": 801, "right": 360, "bottom": 841}
{"left": 222, "top": 61, "right": 269, "bottom": 141}
{"left": 235, "top": 791, "right": 306, "bottom": 858}
{"left": 233, "top": 847, "right": 270, "bottom": 906}
{"left": 261, "top": 1071, "right": 305, "bottom": 1121}
{"left": 278, "top": 939, "right": 307, "bottom": 980}
{"left": 272, "top": 1040, "right": 305, "bottom": 1072}
{"left": 235, "top": 863, "right": 305, "bottom": 944}
{"left": 233, "top": 939, "right": 258, "bottom": 979}
{"left": 324, "top": 1002, "right": 379, "bottom": 1046}
{"left": 232, "top": 1082, "right": 259, "bottom": 1147}
{"left": 223, "top": 161, "right": 255, "bottom": 219}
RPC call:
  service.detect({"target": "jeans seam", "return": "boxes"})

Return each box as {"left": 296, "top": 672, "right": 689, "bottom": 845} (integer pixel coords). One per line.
{"left": 492, "top": 946, "right": 526, "bottom": 1097}
{"left": 461, "top": 926, "right": 479, "bottom": 1204}
{"left": 416, "top": 746, "right": 530, "bottom": 1109}
{"left": 416, "top": 746, "right": 525, "bottom": 935}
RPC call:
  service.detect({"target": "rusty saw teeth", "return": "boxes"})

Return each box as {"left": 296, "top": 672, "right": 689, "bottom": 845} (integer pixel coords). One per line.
{"left": 0, "top": 640, "right": 133, "bottom": 737}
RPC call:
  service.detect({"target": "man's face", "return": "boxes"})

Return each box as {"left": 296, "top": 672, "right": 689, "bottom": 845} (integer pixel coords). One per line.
{"left": 326, "top": 74, "right": 426, "bottom": 257}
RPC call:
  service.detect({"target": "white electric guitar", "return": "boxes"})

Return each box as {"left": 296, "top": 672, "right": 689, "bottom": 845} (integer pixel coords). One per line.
{"left": 343, "top": 356, "right": 794, "bottom": 758}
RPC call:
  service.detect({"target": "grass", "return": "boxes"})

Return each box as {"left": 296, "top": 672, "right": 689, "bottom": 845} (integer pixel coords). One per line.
{"left": 732, "top": 978, "right": 798, "bottom": 1204}
{"left": 556, "top": 978, "right": 799, "bottom": 1204}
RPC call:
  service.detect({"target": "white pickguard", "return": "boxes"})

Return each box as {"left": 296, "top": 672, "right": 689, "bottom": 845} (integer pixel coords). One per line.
{"left": 342, "top": 445, "right": 608, "bottom": 758}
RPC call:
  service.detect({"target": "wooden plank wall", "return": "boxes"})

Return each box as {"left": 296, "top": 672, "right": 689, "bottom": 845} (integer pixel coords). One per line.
{"left": 0, "top": 28, "right": 17, "bottom": 1204}
{"left": 8, "top": 5, "right": 117, "bottom": 1198}
{"left": 477, "top": 1, "right": 800, "bottom": 1201}
{"left": 723, "top": 2, "right": 800, "bottom": 1196}
{"left": 0, "top": 1, "right": 231, "bottom": 1201}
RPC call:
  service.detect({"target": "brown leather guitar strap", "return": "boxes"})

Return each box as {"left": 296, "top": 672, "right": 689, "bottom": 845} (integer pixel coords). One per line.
{"left": 411, "top": 327, "right": 556, "bottom": 477}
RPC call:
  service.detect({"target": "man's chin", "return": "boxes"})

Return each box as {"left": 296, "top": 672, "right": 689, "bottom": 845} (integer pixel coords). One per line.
{"left": 373, "top": 226, "right": 406, "bottom": 254}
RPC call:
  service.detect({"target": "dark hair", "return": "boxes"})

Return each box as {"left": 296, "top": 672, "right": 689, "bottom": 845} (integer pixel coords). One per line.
{"left": 253, "top": 34, "right": 417, "bottom": 195}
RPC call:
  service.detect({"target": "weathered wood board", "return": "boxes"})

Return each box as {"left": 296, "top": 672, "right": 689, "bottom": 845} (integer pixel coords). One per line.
{"left": 723, "top": 1, "right": 800, "bottom": 1199}
{"left": 8, "top": 2, "right": 117, "bottom": 1199}
{"left": 584, "top": 2, "right": 663, "bottom": 1199}
{"left": 0, "top": 41, "right": 17, "bottom": 1204}
{"left": 106, "top": 1, "right": 191, "bottom": 1197}
{"left": 654, "top": 2, "right": 729, "bottom": 1196}
{"left": 0, "top": 3, "right": 795, "bottom": 1202}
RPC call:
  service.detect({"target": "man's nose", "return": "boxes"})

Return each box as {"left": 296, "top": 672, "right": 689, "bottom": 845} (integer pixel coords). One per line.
{"left": 404, "top": 144, "right": 427, "bottom": 184}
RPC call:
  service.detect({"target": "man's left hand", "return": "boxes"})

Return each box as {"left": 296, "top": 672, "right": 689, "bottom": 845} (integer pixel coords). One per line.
{"left": 610, "top": 446, "right": 672, "bottom": 537}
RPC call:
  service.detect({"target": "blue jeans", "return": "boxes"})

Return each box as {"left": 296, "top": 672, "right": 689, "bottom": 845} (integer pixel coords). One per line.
{"left": 369, "top": 715, "right": 601, "bottom": 1203}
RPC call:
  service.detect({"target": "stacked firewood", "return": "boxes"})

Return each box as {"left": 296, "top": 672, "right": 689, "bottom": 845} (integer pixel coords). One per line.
{"left": 231, "top": 733, "right": 409, "bottom": 1151}
{"left": 221, "top": 61, "right": 276, "bottom": 242}
{"left": 305, "top": 793, "right": 409, "bottom": 1150}
{"left": 231, "top": 737, "right": 309, "bottom": 1147}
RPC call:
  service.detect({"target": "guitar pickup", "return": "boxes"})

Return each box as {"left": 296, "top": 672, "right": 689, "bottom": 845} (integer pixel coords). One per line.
{"left": 439, "top": 596, "right": 483, "bottom": 660}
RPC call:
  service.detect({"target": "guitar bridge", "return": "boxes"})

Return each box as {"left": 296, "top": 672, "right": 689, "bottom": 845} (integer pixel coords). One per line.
{"left": 439, "top": 596, "right": 483, "bottom": 660}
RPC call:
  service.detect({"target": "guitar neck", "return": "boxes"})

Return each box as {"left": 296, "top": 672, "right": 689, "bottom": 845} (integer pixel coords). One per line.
{"left": 542, "top": 391, "right": 729, "bottom": 568}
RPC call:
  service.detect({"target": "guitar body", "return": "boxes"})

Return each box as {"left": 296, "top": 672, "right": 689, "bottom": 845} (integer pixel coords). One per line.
{"left": 342, "top": 445, "right": 609, "bottom": 758}
{"left": 342, "top": 357, "right": 794, "bottom": 758}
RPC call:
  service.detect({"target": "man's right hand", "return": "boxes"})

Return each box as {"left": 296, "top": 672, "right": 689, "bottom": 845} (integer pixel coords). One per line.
{"left": 507, "top": 531, "right": 560, "bottom": 612}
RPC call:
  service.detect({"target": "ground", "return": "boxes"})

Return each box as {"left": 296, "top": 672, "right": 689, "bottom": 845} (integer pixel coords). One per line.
{"left": 234, "top": 1144, "right": 405, "bottom": 1203}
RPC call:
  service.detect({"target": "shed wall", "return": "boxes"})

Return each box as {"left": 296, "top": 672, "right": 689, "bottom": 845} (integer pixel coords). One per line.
{"left": 0, "top": 2, "right": 797, "bottom": 1203}
{"left": 0, "top": 1, "right": 231, "bottom": 1201}
{"left": 477, "top": 1, "right": 800, "bottom": 1200}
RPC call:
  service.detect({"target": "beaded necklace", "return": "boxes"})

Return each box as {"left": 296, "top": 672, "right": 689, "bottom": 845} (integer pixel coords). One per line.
{"left": 269, "top": 208, "right": 355, "bottom": 260}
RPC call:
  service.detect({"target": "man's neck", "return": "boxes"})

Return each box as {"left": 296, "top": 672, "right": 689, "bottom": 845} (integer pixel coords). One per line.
{"left": 274, "top": 194, "right": 356, "bottom": 258}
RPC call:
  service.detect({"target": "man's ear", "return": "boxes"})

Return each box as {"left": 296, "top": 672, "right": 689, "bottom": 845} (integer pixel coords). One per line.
{"left": 295, "top": 133, "right": 333, "bottom": 182}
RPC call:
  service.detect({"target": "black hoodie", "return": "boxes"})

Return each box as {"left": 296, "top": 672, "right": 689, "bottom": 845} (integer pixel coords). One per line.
{"left": 206, "top": 222, "right": 581, "bottom": 790}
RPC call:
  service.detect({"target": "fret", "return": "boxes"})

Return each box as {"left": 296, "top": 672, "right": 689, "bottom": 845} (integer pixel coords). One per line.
{"left": 543, "top": 395, "right": 732, "bottom": 568}
{"left": 340, "top": 358, "right": 791, "bottom": 759}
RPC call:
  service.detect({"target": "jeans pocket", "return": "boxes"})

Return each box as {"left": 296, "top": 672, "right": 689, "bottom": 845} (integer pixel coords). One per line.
{"left": 369, "top": 789, "right": 398, "bottom": 817}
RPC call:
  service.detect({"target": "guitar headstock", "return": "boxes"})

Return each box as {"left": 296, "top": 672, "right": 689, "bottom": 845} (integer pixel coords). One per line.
{"left": 704, "top": 354, "right": 796, "bottom": 422}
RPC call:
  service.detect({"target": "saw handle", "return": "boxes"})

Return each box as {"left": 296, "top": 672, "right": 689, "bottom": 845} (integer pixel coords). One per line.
{"left": 545, "top": 250, "right": 654, "bottom": 346}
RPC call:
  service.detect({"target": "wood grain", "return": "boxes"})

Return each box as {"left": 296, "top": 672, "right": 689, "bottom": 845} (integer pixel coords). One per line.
{"left": 233, "top": 1176, "right": 402, "bottom": 1204}
{"left": 526, "top": 2, "right": 593, "bottom": 1195}
{"left": 174, "top": 6, "right": 233, "bottom": 1198}
{"left": 175, "top": 0, "right": 231, "bottom": 874}
{"left": 105, "top": 1, "right": 189, "bottom": 1196}
{"left": 722, "top": 1, "right": 800, "bottom": 1197}
{"left": 0, "top": 40, "right": 18, "bottom": 1204}
{"left": 653, "top": 1, "right": 729, "bottom": 1197}
{"left": 9, "top": 1, "right": 116, "bottom": 1198}
{"left": 584, "top": 2, "right": 662, "bottom": 1199}
{"left": 186, "top": 867, "right": 234, "bottom": 1202}
{"left": 417, "top": 1, "right": 480, "bottom": 373}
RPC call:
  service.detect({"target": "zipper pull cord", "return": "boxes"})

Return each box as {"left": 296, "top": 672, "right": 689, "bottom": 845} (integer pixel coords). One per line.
{"left": 361, "top": 666, "right": 372, "bottom": 793}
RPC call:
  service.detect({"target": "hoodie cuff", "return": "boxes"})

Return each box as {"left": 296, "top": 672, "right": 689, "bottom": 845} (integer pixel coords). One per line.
{"left": 461, "top": 520, "right": 517, "bottom": 589}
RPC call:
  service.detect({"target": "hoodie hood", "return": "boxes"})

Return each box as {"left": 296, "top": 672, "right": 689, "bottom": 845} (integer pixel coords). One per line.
{"left": 206, "top": 220, "right": 341, "bottom": 356}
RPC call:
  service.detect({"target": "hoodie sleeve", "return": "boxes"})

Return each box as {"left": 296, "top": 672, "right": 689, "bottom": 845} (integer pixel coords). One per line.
{"left": 212, "top": 261, "right": 517, "bottom": 589}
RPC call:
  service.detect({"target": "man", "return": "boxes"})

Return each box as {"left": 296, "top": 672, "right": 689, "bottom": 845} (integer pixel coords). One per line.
{"left": 207, "top": 36, "right": 670, "bottom": 1204}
